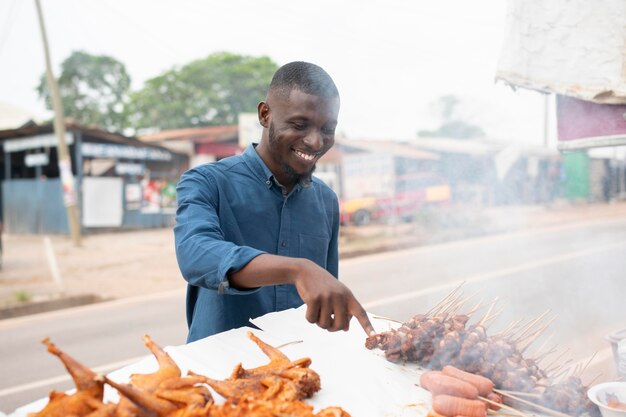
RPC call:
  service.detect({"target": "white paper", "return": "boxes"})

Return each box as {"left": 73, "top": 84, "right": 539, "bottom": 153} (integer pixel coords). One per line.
{"left": 11, "top": 307, "right": 523, "bottom": 417}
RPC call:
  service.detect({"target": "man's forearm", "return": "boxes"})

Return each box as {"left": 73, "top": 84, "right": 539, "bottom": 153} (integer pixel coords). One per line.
{"left": 231, "top": 253, "right": 375, "bottom": 336}
{"left": 228, "top": 253, "right": 309, "bottom": 289}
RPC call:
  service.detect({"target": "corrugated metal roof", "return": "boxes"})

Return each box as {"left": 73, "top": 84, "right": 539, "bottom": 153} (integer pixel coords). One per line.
{"left": 0, "top": 120, "right": 188, "bottom": 158}
{"left": 409, "top": 137, "right": 501, "bottom": 155}
{"left": 139, "top": 125, "right": 238, "bottom": 143}
{"left": 336, "top": 138, "right": 439, "bottom": 160}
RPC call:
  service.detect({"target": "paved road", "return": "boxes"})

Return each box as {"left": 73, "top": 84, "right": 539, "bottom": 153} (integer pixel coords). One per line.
{"left": 343, "top": 217, "right": 626, "bottom": 362}
{"left": 2, "top": 215, "right": 626, "bottom": 413}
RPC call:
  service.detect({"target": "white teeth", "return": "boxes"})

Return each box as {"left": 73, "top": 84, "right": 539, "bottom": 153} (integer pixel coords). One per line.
{"left": 294, "top": 150, "right": 315, "bottom": 161}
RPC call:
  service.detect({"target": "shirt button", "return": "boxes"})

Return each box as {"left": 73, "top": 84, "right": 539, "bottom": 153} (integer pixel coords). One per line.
{"left": 281, "top": 241, "right": 287, "bottom": 248}
{"left": 266, "top": 180, "right": 271, "bottom": 185}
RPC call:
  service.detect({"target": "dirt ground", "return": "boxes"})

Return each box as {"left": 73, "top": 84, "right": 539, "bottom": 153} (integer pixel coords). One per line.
{"left": 1, "top": 201, "right": 625, "bottom": 310}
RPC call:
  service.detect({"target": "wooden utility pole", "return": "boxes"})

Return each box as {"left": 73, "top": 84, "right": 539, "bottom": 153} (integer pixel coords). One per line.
{"left": 35, "top": 0, "right": 82, "bottom": 246}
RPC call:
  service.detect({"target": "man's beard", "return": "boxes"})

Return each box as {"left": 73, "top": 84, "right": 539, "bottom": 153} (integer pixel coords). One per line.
{"left": 269, "top": 122, "right": 316, "bottom": 187}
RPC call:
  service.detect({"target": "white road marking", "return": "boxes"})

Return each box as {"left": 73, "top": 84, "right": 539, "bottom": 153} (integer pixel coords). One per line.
{"left": 43, "top": 236, "right": 63, "bottom": 291}
{"left": 0, "top": 356, "right": 146, "bottom": 397}
{"left": 363, "top": 238, "right": 626, "bottom": 309}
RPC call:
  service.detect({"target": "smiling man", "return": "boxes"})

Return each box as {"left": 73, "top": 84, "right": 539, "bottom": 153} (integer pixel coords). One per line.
{"left": 174, "top": 61, "right": 374, "bottom": 342}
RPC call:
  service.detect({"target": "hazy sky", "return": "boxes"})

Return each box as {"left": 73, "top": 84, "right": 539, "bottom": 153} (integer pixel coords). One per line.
{"left": 0, "top": 0, "right": 553, "bottom": 145}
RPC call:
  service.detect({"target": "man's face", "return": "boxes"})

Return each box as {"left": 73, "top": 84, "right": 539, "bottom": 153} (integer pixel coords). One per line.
{"left": 259, "top": 89, "right": 339, "bottom": 187}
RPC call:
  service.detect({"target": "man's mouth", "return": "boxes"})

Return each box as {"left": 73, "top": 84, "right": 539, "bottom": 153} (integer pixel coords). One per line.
{"left": 293, "top": 149, "right": 318, "bottom": 161}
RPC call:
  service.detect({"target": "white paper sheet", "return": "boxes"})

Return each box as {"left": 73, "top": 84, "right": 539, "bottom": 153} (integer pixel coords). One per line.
{"left": 11, "top": 307, "right": 523, "bottom": 417}
{"left": 250, "top": 306, "right": 432, "bottom": 416}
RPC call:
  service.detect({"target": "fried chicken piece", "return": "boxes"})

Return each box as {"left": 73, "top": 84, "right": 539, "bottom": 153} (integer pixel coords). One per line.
{"left": 132, "top": 335, "right": 181, "bottom": 390}
{"left": 111, "top": 336, "right": 216, "bottom": 417}
{"left": 194, "top": 332, "right": 321, "bottom": 403}
{"left": 116, "top": 335, "right": 184, "bottom": 417}
{"left": 105, "top": 373, "right": 213, "bottom": 417}
{"left": 28, "top": 338, "right": 108, "bottom": 417}
{"left": 206, "top": 397, "right": 350, "bottom": 417}
{"left": 84, "top": 402, "right": 118, "bottom": 417}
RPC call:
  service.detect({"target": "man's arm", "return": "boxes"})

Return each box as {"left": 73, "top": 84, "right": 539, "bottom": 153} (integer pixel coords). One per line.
{"left": 174, "top": 168, "right": 265, "bottom": 293}
{"left": 175, "top": 168, "right": 374, "bottom": 336}
{"left": 230, "top": 254, "right": 375, "bottom": 336}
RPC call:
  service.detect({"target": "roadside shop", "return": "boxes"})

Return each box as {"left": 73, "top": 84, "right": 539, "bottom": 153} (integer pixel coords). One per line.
{"left": 0, "top": 121, "right": 188, "bottom": 234}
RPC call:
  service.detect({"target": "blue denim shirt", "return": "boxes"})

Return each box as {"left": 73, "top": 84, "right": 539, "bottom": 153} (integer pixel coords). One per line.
{"left": 174, "top": 144, "right": 340, "bottom": 342}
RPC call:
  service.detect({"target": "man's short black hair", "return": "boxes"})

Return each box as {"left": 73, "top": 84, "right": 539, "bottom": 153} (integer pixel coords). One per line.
{"left": 269, "top": 61, "right": 339, "bottom": 100}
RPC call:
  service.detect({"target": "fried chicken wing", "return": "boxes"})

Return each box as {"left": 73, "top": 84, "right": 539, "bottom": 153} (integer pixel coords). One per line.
{"left": 28, "top": 339, "right": 107, "bottom": 417}
{"left": 105, "top": 373, "right": 214, "bottom": 417}
{"left": 115, "top": 335, "right": 186, "bottom": 417}
{"left": 29, "top": 333, "right": 349, "bottom": 417}
{"left": 109, "top": 336, "right": 214, "bottom": 417}
{"left": 204, "top": 397, "right": 350, "bottom": 417}
{"left": 194, "top": 332, "right": 321, "bottom": 403}
{"left": 131, "top": 335, "right": 181, "bottom": 389}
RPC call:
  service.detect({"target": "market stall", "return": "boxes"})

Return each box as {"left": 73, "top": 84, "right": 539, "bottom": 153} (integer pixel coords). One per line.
{"left": 10, "top": 300, "right": 605, "bottom": 417}
{"left": 10, "top": 307, "right": 430, "bottom": 417}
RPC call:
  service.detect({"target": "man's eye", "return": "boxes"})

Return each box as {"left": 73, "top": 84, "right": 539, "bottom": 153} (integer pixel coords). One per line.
{"left": 292, "top": 123, "right": 307, "bottom": 130}
{"left": 323, "top": 127, "right": 336, "bottom": 135}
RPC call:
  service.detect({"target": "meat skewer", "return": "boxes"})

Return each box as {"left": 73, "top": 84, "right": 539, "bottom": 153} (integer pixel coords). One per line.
{"left": 494, "top": 388, "right": 573, "bottom": 417}
{"left": 441, "top": 366, "right": 494, "bottom": 397}
{"left": 478, "top": 395, "right": 532, "bottom": 417}
{"left": 432, "top": 394, "right": 487, "bottom": 417}
{"left": 420, "top": 370, "right": 479, "bottom": 399}
{"left": 365, "top": 290, "right": 602, "bottom": 417}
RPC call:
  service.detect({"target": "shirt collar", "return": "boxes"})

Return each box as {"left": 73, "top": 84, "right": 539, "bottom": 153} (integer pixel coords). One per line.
{"left": 242, "top": 143, "right": 306, "bottom": 193}
{"left": 242, "top": 143, "right": 274, "bottom": 189}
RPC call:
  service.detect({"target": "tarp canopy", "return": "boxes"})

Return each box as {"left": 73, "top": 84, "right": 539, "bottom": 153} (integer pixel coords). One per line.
{"left": 496, "top": 0, "right": 626, "bottom": 149}
{"left": 496, "top": 0, "right": 626, "bottom": 105}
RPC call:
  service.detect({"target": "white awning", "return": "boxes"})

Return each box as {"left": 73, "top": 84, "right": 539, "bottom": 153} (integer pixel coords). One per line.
{"left": 496, "top": 0, "right": 626, "bottom": 105}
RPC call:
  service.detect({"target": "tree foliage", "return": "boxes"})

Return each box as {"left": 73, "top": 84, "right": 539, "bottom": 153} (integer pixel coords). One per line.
{"left": 127, "top": 52, "right": 278, "bottom": 130}
{"left": 418, "top": 94, "right": 485, "bottom": 139}
{"left": 37, "top": 50, "right": 131, "bottom": 132}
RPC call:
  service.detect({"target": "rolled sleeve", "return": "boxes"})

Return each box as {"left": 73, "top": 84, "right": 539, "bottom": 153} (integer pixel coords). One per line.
{"left": 216, "top": 245, "right": 265, "bottom": 295}
{"left": 174, "top": 168, "right": 265, "bottom": 294}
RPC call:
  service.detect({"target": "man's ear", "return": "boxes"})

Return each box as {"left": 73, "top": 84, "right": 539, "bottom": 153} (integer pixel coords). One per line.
{"left": 258, "top": 101, "right": 270, "bottom": 128}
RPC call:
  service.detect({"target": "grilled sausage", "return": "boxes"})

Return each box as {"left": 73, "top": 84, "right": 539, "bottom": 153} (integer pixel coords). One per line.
{"left": 484, "top": 391, "right": 503, "bottom": 410}
{"left": 441, "top": 366, "right": 494, "bottom": 396}
{"left": 420, "top": 371, "right": 479, "bottom": 399}
{"left": 432, "top": 394, "right": 487, "bottom": 417}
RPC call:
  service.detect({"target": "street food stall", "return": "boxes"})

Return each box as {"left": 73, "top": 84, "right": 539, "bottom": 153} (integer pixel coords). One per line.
{"left": 5, "top": 1, "right": 626, "bottom": 415}
{"left": 8, "top": 293, "right": 609, "bottom": 417}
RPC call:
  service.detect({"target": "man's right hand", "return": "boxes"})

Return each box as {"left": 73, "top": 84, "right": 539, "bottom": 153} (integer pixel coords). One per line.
{"left": 229, "top": 254, "right": 375, "bottom": 336}
{"left": 291, "top": 258, "right": 375, "bottom": 336}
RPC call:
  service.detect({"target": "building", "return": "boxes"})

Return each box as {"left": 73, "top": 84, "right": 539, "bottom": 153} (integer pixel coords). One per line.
{"left": 139, "top": 125, "right": 240, "bottom": 167}
{"left": 1, "top": 121, "right": 188, "bottom": 234}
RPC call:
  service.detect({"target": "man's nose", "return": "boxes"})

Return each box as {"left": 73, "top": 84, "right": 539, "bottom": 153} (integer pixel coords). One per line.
{"left": 303, "top": 130, "right": 324, "bottom": 150}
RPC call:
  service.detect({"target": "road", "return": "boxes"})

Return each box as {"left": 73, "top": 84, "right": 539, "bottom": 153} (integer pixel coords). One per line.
{"left": 2, "top": 215, "right": 626, "bottom": 413}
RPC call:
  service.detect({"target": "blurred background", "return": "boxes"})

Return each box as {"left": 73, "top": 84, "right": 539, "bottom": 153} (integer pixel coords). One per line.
{"left": 1, "top": 0, "right": 625, "bottom": 414}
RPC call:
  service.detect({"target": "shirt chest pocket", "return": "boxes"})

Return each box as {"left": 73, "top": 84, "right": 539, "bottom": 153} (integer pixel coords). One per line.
{"left": 298, "top": 233, "right": 330, "bottom": 269}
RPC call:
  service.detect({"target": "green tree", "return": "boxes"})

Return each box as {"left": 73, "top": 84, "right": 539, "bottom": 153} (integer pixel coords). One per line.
{"left": 418, "top": 94, "right": 485, "bottom": 139}
{"left": 128, "top": 52, "right": 278, "bottom": 130}
{"left": 37, "top": 50, "right": 131, "bottom": 132}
